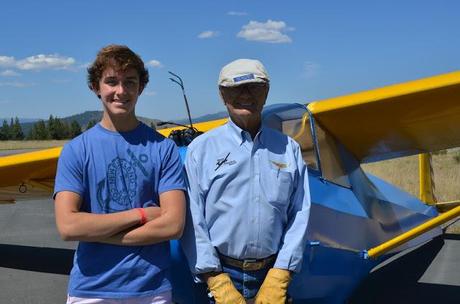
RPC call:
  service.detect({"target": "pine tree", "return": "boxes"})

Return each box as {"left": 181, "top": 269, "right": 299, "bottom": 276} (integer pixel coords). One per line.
{"left": 69, "top": 120, "right": 82, "bottom": 138}
{"left": 9, "top": 118, "right": 14, "bottom": 139}
{"left": 48, "top": 115, "right": 56, "bottom": 139}
{"left": 10, "top": 117, "right": 24, "bottom": 140}
{"left": 0, "top": 120, "right": 10, "bottom": 140}
{"left": 30, "top": 120, "right": 49, "bottom": 140}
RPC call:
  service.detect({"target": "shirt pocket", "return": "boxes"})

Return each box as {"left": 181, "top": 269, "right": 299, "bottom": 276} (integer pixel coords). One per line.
{"left": 262, "top": 167, "right": 294, "bottom": 208}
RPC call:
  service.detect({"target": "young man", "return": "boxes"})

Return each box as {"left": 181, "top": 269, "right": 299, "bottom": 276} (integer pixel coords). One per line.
{"left": 54, "top": 45, "right": 186, "bottom": 304}
{"left": 181, "top": 59, "right": 311, "bottom": 303}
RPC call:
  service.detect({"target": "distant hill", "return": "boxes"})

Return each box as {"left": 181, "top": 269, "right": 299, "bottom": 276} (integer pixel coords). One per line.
{"left": 20, "top": 111, "right": 160, "bottom": 136}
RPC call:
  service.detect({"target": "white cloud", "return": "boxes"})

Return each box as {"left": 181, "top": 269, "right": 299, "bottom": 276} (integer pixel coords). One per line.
{"left": 0, "top": 70, "right": 20, "bottom": 77}
{"left": 304, "top": 61, "right": 320, "bottom": 79}
{"left": 237, "top": 20, "right": 294, "bottom": 43}
{"left": 198, "top": 31, "right": 220, "bottom": 39}
{"left": 0, "top": 81, "right": 34, "bottom": 87}
{"left": 16, "top": 54, "right": 75, "bottom": 70}
{"left": 0, "top": 56, "right": 15, "bottom": 67}
{"left": 228, "top": 11, "right": 247, "bottom": 16}
{"left": 144, "top": 90, "right": 157, "bottom": 96}
{"left": 147, "top": 60, "right": 163, "bottom": 68}
{"left": 0, "top": 54, "right": 76, "bottom": 71}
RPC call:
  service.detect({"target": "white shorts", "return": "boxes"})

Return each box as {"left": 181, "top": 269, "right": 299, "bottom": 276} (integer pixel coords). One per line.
{"left": 66, "top": 291, "right": 172, "bottom": 304}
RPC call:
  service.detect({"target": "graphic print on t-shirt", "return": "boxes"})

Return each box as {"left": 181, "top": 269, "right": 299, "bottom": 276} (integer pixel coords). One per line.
{"left": 96, "top": 148, "right": 149, "bottom": 212}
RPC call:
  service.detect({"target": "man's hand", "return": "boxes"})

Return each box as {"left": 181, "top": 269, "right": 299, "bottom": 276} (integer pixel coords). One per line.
{"left": 206, "top": 272, "right": 246, "bottom": 304}
{"left": 255, "top": 268, "right": 291, "bottom": 304}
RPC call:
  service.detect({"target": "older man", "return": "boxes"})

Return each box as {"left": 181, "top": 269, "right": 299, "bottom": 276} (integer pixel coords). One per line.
{"left": 181, "top": 59, "right": 310, "bottom": 303}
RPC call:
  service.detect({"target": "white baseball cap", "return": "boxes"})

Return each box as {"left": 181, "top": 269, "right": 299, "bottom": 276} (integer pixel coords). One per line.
{"left": 218, "top": 59, "right": 270, "bottom": 87}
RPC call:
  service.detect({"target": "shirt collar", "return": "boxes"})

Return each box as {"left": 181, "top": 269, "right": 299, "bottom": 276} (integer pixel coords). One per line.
{"left": 226, "top": 117, "right": 265, "bottom": 145}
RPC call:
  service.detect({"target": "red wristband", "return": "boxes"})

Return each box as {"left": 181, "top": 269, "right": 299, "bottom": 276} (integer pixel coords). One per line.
{"left": 137, "top": 208, "right": 147, "bottom": 225}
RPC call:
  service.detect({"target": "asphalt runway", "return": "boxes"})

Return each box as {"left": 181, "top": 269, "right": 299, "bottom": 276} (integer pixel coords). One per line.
{"left": 0, "top": 199, "right": 459, "bottom": 304}
{"left": 0, "top": 199, "right": 75, "bottom": 304}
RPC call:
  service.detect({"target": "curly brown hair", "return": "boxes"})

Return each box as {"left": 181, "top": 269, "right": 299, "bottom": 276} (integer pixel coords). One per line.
{"left": 87, "top": 45, "right": 149, "bottom": 92}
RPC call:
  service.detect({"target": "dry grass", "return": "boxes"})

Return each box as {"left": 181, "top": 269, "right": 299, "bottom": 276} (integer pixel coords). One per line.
{"left": 0, "top": 140, "right": 68, "bottom": 150}
{"left": 362, "top": 151, "right": 460, "bottom": 202}
{"left": 362, "top": 151, "right": 460, "bottom": 233}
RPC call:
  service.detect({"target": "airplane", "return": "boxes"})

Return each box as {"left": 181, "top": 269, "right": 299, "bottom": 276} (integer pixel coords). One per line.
{"left": 0, "top": 70, "right": 459, "bottom": 303}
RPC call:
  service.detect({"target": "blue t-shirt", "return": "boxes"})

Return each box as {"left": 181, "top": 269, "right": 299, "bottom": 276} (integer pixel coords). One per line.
{"left": 54, "top": 122, "right": 186, "bottom": 298}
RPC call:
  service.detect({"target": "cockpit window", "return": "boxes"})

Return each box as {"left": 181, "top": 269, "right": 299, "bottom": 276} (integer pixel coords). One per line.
{"left": 263, "top": 104, "right": 318, "bottom": 170}
{"left": 282, "top": 116, "right": 318, "bottom": 170}
{"left": 314, "top": 121, "right": 351, "bottom": 188}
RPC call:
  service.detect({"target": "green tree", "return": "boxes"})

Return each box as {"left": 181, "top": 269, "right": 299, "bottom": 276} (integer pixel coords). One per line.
{"left": 29, "top": 120, "right": 49, "bottom": 140}
{"left": 9, "top": 117, "right": 24, "bottom": 140}
{"left": 9, "top": 118, "right": 14, "bottom": 139}
{"left": 0, "top": 120, "right": 10, "bottom": 140}
{"left": 69, "top": 120, "right": 82, "bottom": 138}
{"left": 48, "top": 115, "right": 56, "bottom": 139}
{"left": 48, "top": 115, "right": 69, "bottom": 139}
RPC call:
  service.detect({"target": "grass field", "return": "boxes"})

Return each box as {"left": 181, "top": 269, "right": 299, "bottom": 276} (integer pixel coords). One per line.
{"left": 363, "top": 151, "right": 460, "bottom": 233}
{"left": 0, "top": 140, "right": 68, "bottom": 150}
{"left": 362, "top": 151, "right": 460, "bottom": 202}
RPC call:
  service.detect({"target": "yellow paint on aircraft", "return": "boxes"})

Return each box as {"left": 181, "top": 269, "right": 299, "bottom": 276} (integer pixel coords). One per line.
{"left": 157, "top": 118, "right": 228, "bottom": 137}
{"left": 307, "top": 71, "right": 460, "bottom": 162}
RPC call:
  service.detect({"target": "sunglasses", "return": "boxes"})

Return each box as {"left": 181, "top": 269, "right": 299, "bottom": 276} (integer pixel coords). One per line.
{"left": 220, "top": 83, "right": 268, "bottom": 100}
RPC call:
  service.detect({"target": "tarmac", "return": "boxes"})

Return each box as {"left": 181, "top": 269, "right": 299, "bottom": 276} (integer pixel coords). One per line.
{"left": 0, "top": 199, "right": 459, "bottom": 304}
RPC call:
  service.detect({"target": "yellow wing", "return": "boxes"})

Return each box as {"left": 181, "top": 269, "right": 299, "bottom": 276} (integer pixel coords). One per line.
{"left": 0, "top": 147, "right": 62, "bottom": 203}
{"left": 308, "top": 71, "right": 460, "bottom": 162}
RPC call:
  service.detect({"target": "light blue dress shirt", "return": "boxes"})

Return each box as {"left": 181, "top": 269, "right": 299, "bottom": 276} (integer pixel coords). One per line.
{"left": 181, "top": 119, "right": 310, "bottom": 275}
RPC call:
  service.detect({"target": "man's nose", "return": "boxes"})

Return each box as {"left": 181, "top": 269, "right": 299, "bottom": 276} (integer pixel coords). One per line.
{"left": 115, "top": 83, "right": 127, "bottom": 95}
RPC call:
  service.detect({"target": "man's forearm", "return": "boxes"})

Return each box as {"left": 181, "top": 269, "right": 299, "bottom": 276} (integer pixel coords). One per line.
{"left": 56, "top": 207, "right": 161, "bottom": 242}
{"left": 100, "top": 207, "right": 185, "bottom": 245}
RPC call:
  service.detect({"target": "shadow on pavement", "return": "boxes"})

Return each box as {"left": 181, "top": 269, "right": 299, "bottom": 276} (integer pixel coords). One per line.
{"left": 0, "top": 244, "right": 74, "bottom": 275}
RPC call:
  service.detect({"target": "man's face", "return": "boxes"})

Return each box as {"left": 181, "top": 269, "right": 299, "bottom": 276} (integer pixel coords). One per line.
{"left": 220, "top": 83, "right": 269, "bottom": 120}
{"left": 95, "top": 67, "right": 142, "bottom": 117}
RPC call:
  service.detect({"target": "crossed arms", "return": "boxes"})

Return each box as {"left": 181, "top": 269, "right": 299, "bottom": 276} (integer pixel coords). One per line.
{"left": 55, "top": 189, "right": 186, "bottom": 246}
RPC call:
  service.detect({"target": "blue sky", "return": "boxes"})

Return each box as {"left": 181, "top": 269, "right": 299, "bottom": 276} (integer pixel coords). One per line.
{"left": 1, "top": 0, "right": 459, "bottom": 121}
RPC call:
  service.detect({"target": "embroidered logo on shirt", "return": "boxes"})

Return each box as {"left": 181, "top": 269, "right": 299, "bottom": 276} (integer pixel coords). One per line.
{"left": 96, "top": 149, "right": 150, "bottom": 212}
{"left": 215, "top": 152, "right": 236, "bottom": 171}
{"left": 271, "top": 161, "right": 288, "bottom": 169}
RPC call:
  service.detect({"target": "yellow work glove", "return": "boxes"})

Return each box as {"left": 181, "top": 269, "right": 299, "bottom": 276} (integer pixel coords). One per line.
{"left": 255, "top": 268, "right": 292, "bottom": 304}
{"left": 206, "top": 273, "right": 246, "bottom": 304}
